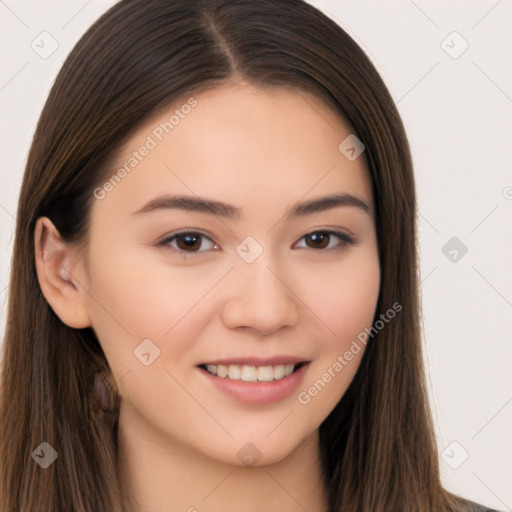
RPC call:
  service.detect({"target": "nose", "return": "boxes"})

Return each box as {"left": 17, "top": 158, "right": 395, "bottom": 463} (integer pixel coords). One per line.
{"left": 220, "top": 254, "right": 300, "bottom": 336}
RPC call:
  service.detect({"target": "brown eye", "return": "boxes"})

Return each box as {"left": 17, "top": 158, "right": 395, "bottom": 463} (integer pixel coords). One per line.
{"left": 305, "top": 232, "right": 330, "bottom": 249}
{"left": 295, "top": 230, "right": 356, "bottom": 251}
{"left": 158, "top": 231, "right": 218, "bottom": 256}
{"left": 175, "top": 233, "right": 202, "bottom": 251}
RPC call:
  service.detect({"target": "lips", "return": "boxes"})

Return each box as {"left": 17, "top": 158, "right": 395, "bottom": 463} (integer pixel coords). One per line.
{"left": 197, "top": 360, "right": 310, "bottom": 404}
{"left": 195, "top": 354, "right": 311, "bottom": 403}
{"left": 197, "top": 355, "right": 308, "bottom": 367}
{"left": 196, "top": 356, "right": 309, "bottom": 382}
{"left": 199, "top": 362, "right": 307, "bottom": 382}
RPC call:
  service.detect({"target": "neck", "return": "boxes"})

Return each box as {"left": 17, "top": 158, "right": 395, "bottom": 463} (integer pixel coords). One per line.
{"left": 116, "top": 403, "right": 328, "bottom": 512}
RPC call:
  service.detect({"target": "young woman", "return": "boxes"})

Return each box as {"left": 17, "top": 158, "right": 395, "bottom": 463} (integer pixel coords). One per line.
{"left": 0, "top": 1, "right": 501, "bottom": 511}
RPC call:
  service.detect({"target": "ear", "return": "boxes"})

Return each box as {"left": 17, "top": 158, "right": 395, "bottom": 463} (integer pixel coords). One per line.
{"left": 34, "top": 217, "right": 91, "bottom": 329}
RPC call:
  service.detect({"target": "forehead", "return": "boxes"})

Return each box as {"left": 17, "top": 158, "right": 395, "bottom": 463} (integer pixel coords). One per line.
{"left": 93, "top": 82, "right": 372, "bottom": 220}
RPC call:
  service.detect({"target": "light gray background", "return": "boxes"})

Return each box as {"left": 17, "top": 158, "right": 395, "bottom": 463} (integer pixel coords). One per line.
{"left": 0, "top": 1, "right": 510, "bottom": 510}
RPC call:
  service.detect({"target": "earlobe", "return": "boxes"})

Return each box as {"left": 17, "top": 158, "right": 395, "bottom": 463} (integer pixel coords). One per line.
{"left": 34, "top": 217, "right": 91, "bottom": 329}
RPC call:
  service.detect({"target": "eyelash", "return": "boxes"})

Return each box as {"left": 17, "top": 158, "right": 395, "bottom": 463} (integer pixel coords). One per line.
{"left": 156, "top": 230, "right": 357, "bottom": 258}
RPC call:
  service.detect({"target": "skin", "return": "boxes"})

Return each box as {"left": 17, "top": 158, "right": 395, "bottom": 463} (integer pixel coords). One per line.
{"left": 34, "top": 81, "right": 380, "bottom": 512}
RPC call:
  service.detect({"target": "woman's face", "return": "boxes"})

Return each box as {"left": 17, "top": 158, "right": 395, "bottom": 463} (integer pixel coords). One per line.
{"left": 76, "top": 82, "right": 380, "bottom": 465}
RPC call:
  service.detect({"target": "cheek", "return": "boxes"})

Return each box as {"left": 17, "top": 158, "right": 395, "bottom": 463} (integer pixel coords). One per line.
{"left": 300, "top": 249, "right": 381, "bottom": 346}
{"left": 84, "top": 237, "right": 379, "bottom": 406}
{"left": 85, "top": 242, "right": 380, "bottom": 342}
{"left": 81, "top": 248, "right": 229, "bottom": 366}
{"left": 293, "top": 249, "right": 380, "bottom": 415}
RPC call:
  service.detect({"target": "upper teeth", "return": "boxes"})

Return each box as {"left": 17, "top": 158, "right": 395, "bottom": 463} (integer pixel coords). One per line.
{"left": 205, "top": 363, "right": 296, "bottom": 382}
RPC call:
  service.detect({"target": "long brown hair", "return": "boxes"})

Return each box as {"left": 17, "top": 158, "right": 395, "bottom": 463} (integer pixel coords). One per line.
{"left": 0, "top": 0, "right": 483, "bottom": 510}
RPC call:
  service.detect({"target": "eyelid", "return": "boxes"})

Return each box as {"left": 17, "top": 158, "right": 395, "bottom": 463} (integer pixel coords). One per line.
{"left": 292, "top": 230, "right": 357, "bottom": 250}
{"left": 156, "top": 230, "right": 219, "bottom": 256}
{"left": 156, "top": 228, "right": 357, "bottom": 257}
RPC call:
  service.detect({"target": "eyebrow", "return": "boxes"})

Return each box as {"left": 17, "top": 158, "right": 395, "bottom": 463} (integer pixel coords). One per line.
{"left": 132, "top": 192, "right": 372, "bottom": 219}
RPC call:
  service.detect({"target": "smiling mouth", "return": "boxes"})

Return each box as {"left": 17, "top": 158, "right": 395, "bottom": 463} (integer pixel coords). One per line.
{"left": 197, "top": 362, "right": 308, "bottom": 382}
